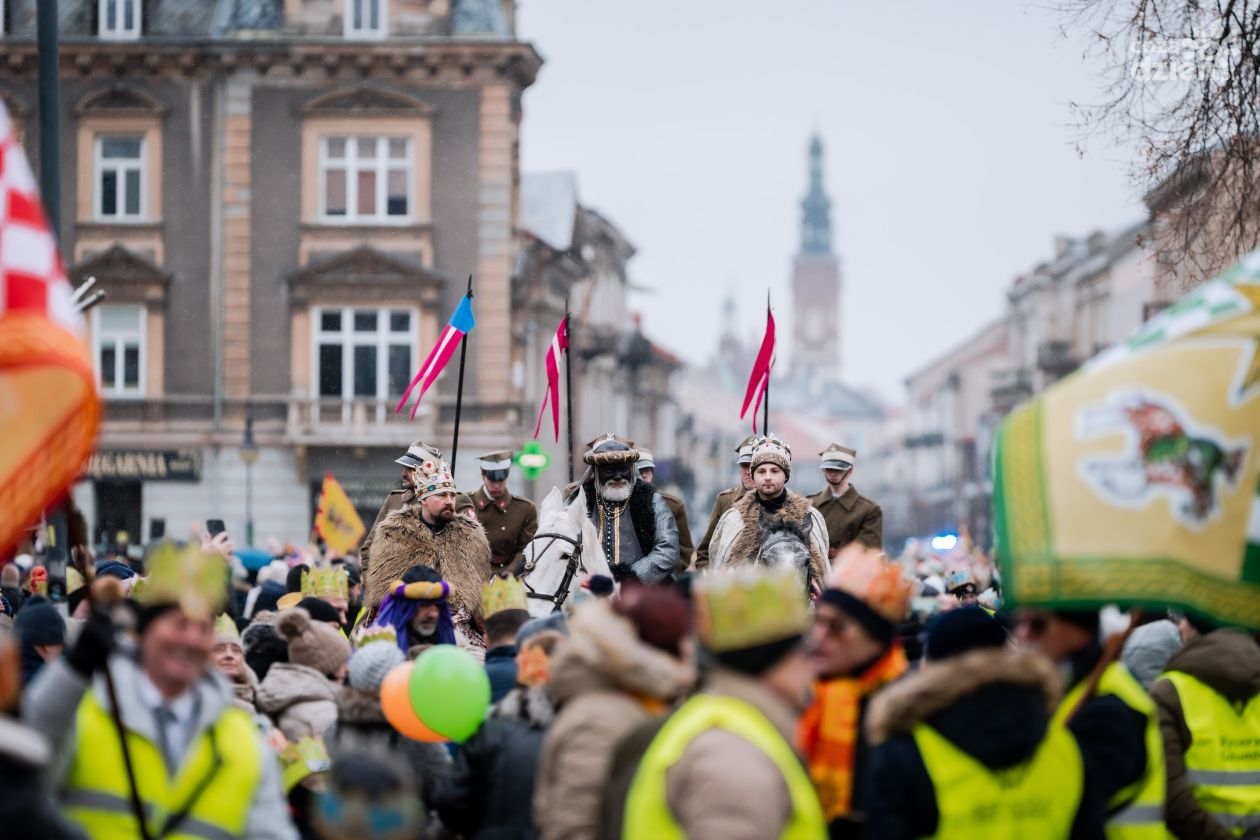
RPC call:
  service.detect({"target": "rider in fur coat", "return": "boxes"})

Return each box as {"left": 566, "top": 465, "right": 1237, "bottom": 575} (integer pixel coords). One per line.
{"left": 361, "top": 447, "right": 492, "bottom": 635}
{"left": 710, "top": 435, "right": 829, "bottom": 591}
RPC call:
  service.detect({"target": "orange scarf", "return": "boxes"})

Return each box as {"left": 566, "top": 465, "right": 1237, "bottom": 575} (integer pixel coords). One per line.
{"left": 797, "top": 644, "right": 907, "bottom": 820}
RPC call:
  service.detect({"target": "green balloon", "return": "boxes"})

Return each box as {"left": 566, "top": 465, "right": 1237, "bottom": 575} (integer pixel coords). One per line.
{"left": 407, "top": 645, "right": 491, "bottom": 742}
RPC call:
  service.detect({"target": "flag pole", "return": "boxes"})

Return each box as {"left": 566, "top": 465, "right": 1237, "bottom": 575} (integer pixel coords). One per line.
{"left": 450, "top": 275, "right": 473, "bottom": 475}
{"left": 763, "top": 289, "right": 770, "bottom": 436}
{"left": 564, "top": 296, "right": 575, "bottom": 484}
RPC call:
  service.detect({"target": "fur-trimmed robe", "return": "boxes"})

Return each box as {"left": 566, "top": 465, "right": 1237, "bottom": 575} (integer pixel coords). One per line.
{"left": 361, "top": 504, "right": 492, "bottom": 626}
{"left": 709, "top": 490, "right": 829, "bottom": 585}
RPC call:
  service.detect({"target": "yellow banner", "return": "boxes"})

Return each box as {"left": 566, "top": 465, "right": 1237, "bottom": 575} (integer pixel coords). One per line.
{"left": 314, "top": 473, "right": 366, "bottom": 556}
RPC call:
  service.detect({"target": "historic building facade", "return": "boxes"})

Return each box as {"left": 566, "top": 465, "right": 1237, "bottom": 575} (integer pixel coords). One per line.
{"left": 1, "top": 0, "right": 540, "bottom": 544}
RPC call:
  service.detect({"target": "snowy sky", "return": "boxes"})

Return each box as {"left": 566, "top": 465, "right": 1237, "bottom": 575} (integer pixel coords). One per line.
{"left": 517, "top": 0, "right": 1147, "bottom": 403}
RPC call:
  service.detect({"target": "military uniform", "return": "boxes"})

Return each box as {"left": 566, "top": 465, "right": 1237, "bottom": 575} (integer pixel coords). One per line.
{"left": 809, "top": 484, "right": 883, "bottom": 555}
{"left": 361, "top": 486, "right": 414, "bottom": 574}
{"left": 658, "top": 490, "right": 694, "bottom": 571}
{"left": 695, "top": 487, "right": 744, "bottom": 570}
{"left": 471, "top": 486, "right": 538, "bottom": 573}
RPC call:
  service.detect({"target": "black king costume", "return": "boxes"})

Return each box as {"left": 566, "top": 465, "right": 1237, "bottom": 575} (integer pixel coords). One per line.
{"left": 572, "top": 434, "right": 680, "bottom": 585}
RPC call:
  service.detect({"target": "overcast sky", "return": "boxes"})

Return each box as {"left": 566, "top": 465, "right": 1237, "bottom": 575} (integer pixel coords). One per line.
{"left": 517, "top": 0, "right": 1146, "bottom": 403}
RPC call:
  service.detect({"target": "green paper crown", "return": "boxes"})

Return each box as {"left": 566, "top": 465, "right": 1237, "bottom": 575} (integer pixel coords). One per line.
{"left": 694, "top": 566, "right": 809, "bottom": 653}
{"left": 137, "top": 544, "right": 228, "bottom": 620}
{"left": 301, "top": 566, "right": 349, "bottom": 600}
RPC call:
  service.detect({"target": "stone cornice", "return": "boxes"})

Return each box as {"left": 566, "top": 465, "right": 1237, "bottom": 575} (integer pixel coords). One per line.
{"left": 0, "top": 40, "right": 543, "bottom": 89}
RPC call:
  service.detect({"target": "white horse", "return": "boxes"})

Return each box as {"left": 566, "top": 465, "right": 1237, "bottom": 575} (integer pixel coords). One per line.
{"left": 519, "top": 487, "right": 611, "bottom": 617}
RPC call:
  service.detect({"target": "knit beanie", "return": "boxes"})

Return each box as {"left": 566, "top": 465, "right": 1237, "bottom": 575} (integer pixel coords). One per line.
{"left": 276, "top": 607, "right": 350, "bottom": 677}
{"left": 612, "top": 583, "right": 690, "bottom": 657}
{"left": 348, "top": 640, "right": 405, "bottom": 692}
{"left": 297, "top": 597, "right": 341, "bottom": 625}
{"left": 13, "top": 600, "right": 65, "bottom": 647}
{"left": 924, "top": 607, "right": 1007, "bottom": 661}
{"left": 1, "top": 563, "right": 19, "bottom": 588}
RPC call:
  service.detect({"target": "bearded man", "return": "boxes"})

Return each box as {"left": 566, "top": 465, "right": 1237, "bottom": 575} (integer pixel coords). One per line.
{"left": 361, "top": 447, "right": 492, "bottom": 640}
{"left": 572, "top": 434, "right": 679, "bottom": 585}
{"left": 710, "top": 434, "right": 829, "bottom": 592}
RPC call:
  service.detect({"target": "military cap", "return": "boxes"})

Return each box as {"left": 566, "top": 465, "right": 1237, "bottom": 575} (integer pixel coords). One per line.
{"left": 819, "top": 443, "right": 857, "bottom": 471}
{"left": 477, "top": 450, "right": 514, "bottom": 481}
{"left": 636, "top": 449, "right": 656, "bottom": 472}
{"left": 395, "top": 439, "right": 444, "bottom": 469}
{"left": 735, "top": 434, "right": 760, "bottom": 466}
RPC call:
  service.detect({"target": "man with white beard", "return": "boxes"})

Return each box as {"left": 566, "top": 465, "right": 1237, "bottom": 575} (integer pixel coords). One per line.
{"left": 571, "top": 434, "right": 680, "bottom": 584}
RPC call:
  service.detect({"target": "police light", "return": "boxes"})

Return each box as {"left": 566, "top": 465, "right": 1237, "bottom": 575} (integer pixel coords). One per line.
{"left": 930, "top": 534, "right": 958, "bottom": 552}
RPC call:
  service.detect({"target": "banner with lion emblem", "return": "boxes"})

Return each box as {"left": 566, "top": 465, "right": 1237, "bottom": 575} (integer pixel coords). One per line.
{"left": 995, "top": 248, "right": 1260, "bottom": 629}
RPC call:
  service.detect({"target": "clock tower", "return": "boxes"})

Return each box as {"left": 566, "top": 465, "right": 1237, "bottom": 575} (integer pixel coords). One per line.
{"left": 790, "top": 135, "right": 842, "bottom": 383}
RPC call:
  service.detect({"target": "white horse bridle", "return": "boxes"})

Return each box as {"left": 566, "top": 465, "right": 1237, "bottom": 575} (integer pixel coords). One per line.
{"left": 521, "top": 528, "right": 588, "bottom": 614}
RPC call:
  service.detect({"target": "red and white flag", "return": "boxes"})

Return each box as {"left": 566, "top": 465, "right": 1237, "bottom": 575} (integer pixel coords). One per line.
{"left": 533, "top": 316, "right": 569, "bottom": 441}
{"left": 740, "top": 308, "right": 776, "bottom": 433}
{"left": 0, "top": 102, "right": 101, "bottom": 556}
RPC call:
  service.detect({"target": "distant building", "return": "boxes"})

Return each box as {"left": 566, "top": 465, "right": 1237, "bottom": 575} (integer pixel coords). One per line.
{"left": 790, "top": 135, "right": 843, "bottom": 383}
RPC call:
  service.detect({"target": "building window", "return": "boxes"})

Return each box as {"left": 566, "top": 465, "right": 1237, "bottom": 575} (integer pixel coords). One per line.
{"left": 99, "top": 0, "right": 141, "bottom": 39}
{"left": 345, "top": 0, "right": 386, "bottom": 38}
{"left": 319, "top": 136, "right": 411, "bottom": 223}
{"left": 314, "top": 306, "right": 416, "bottom": 401}
{"left": 94, "top": 305, "right": 145, "bottom": 397}
{"left": 95, "top": 135, "right": 145, "bottom": 220}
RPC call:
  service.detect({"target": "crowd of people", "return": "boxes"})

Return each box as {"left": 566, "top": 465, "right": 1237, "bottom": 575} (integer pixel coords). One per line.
{"left": 0, "top": 432, "right": 1257, "bottom": 839}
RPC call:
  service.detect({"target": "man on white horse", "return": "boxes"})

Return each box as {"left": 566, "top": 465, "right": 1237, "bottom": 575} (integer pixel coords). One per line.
{"left": 572, "top": 434, "right": 679, "bottom": 585}
{"left": 710, "top": 434, "right": 829, "bottom": 592}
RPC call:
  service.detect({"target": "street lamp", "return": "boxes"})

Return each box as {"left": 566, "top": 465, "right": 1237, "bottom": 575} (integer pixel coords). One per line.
{"left": 240, "top": 412, "right": 258, "bottom": 546}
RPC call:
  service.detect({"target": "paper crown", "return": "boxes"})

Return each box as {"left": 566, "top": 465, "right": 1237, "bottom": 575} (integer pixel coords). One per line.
{"left": 944, "top": 568, "right": 976, "bottom": 593}
{"left": 828, "top": 544, "right": 911, "bottom": 624}
{"left": 583, "top": 433, "right": 639, "bottom": 466}
{"left": 750, "top": 434, "right": 792, "bottom": 471}
{"left": 135, "top": 544, "right": 227, "bottom": 620}
{"left": 354, "top": 622, "right": 399, "bottom": 649}
{"left": 279, "top": 736, "right": 331, "bottom": 793}
{"left": 301, "top": 566, "right": 349, "bottom": 601}
{"left": 482, "top": 574, "right": 528, "bottom": 618}
{"left": 214, "top": 614, "right": 241, "bottom": 643}
{"left": 694, "top": 566, "right": 809, "bottom": 653}
{"left": 412, "top": 451, "right": 456, "bottom": 500}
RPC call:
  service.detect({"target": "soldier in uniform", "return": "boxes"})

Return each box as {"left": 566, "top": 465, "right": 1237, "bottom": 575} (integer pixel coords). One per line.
{"left": 808, "top": 443, "right": 883, "bottom": 558}
{"left": 360, "top": 439, "right": 439, "bottom": 574}
{"left": 636, "top": 448, "right": 694, "bottom": 571}
{"left": 694, "top": 434, "right": 759, "bottom": 570}
{"left": 470, "top": 450, "right": 538, "bottom": 574}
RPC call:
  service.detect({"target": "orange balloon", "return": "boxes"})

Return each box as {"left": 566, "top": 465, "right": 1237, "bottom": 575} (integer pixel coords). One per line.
{"left": 380, "top": 663, "right": 448, "bottom": 742}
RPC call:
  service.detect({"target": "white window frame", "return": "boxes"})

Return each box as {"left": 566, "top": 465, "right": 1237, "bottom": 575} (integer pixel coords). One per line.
{"left": 344, "top": 0, "right": 387, "bottom": 39}
{"left": 318, "top": 136, "right": 413, "bottom": 225}
{"left": 94, "top": 135, "right": 146, "bottom": 221}
{"left": 311, "top": 306, "right": 418, "bottom": 412}
{"left": 92, "top": 305, "right": 146, "bottom": 398}
{"left": 98, "top": 0, "right": 141, "bottom": 40}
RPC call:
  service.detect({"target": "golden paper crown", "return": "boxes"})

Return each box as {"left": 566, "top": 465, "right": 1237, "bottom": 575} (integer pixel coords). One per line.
{"left": 828, "top": 544, "right": 912, "bottom": 624}
{"left": 136, "top": 544, "right": 227, "bottom": 620}
{"left": 355, "top": 622, "right": 399, "bottom": 649}
{"left": 413, "top": 452, "right": 456, "bottom": 500}
{"left": 279, "top": 736, "right": 331, "bottom": 793}
{"left": 214, "top": 613, "right": 241, "bottom": 643}
{"left": 482, "top": 575, "right": 528, "bottom": 618}
{"left": 694, "top": 566, "right": 809, "bottom": 653}
{"left": 301, "top": 566, "right": 349, "bottom": 601}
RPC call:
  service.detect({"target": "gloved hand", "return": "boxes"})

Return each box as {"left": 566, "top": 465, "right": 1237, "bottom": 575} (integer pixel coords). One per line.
{"left": 66, "top": 607, "right": 116, "bottom": 677}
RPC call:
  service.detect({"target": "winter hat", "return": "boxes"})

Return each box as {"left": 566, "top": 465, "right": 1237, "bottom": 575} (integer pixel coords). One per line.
{"left": 276, "top": 607, "right": 351, "bottom": 678}
{"left": 297, "top": 596, "right": 341, "bottom": 625}
{"left": 516, "top": 611, "right": 568, "bottom": 646}
{"left": 348, "top": 640, "right": 405, "bottom": 692}
{"left": 1, "top": 563, "right": 19, "bottom": 588}
{"left": 94, "top": 560, "right": 137, "bottom": 581}
{"left": 749, "top": 434, "right": 792, "bottom": 478}
{"left": 242, "top": 620, "right": 288, "bottom": 682}
{"left": 14, "top": 600, "right": 65, "bottom": 647}
{"left": 924, "top": 607, "right": 1007, "bottom": 661}
{"left": 612, "top": 582, "right": 690, "bottom": 657}
{"left": 823, "top": 545, "right": 912, "bottom": 648}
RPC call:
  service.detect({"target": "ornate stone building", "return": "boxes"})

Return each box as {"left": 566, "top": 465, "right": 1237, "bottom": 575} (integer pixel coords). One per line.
{"left": 0, "top": 0, "right": 540, "bottom": 543}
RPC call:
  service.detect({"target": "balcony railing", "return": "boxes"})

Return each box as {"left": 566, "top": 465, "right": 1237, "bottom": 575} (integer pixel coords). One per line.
{"left": 1037, "top": 340, "right": 1078, "bottom": 376}
{"left": 990, "top": 368, "right": 1033, "bottom": 412}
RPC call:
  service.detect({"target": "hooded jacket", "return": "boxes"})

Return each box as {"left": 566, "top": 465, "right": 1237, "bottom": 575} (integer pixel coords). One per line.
{"left": 23, "top": 654, "right": 296, "bottom": 839}
{"left": 1151, "top": 628, "right": 1260, "bottom": 840}
{"left": 254, "top": 662, "right": 340, "bottom": 742}
{"left": 433, "top": 684, "right": 556, "bottom": 840}
{"left": 533, "top": 602, "right": 690, "bottom": 840}
{"left": 863, "top": 648, "right": 1109, "bottom": 840}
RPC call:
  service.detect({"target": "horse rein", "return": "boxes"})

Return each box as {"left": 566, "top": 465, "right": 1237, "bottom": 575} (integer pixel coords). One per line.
{"left": 521, "top": 529, "right": 586, "bottom": 614}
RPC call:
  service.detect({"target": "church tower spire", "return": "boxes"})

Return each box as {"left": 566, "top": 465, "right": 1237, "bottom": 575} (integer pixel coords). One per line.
{"left": 790, "top": 134, "right": 843, "bottom": 382}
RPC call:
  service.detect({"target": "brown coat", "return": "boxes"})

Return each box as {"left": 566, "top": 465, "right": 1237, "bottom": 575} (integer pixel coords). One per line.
{"left": 471, "top": 486, "right": 538, "bottom": 572}
{"left": 662, "top": 669, "right": 803, "bottom": 840}
{"left": 809, "top": 484, "right": 883, "bottom": 555}
{"left": 534, "top": 601, "right": 691, "bottom": 840}
{"left": 1151, "top": 629, "right": 1260, "bottom": 840}
{"left": 361, "top": 504, "right": 492, "bottom": 625}
{"left": 694, "top": 487, "right": 743, "bottom": 570}
{"left": 360, "top": 486, "right": 414, "bottom": 574}
{"left": 659, "top": 490, "right": 693, "bottom": 571}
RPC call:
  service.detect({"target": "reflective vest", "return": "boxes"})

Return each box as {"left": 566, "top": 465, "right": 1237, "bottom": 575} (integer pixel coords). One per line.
{"left": 1158, "top": 671, "right": 1260, "bottom": 837}
{"left": 623, "top": 694, "right": 827, "bottom": 839}
{"left": 1054, "top": 662, "right": 1167, "bottom": 839}
{"left": 62, "top": 689, "right": 263, "bottom": 839}
{"left": 914, "top": 721, "right": 1083, "bottom": 838}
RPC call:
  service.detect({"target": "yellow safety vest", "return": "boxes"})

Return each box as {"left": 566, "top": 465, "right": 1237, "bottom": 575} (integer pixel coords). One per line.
{"left": 1158, "top": 671, "right": 1260, "bottom": 837}
{"left": 1054, "top": 662, "right": 1167, "bottom": 839}
{"left": 914, "top": 721, "right": 1083, "bottom": 839}
{"left": 623, "top": 694, "right": 827, "bottom": 840}
{"left": 62, "top": 689, "right": 263, "bottom": 839}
